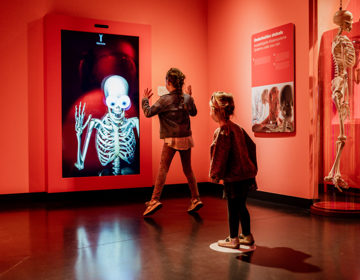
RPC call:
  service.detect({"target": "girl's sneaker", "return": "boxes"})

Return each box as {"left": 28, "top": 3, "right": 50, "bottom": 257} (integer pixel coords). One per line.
{"left": 187, "top": 198, "right": 203, "bottom": 212}
{"left": 218, "top": 236, "right": 240, "bottom": 249}
{"left": 143, "top": 200, "right": 162, "bottom": 216}
{"left": 239, "top": 233, "right": 255, "bottom": 245}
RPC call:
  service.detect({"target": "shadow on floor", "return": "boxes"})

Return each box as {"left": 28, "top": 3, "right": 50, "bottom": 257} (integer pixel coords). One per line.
{"left": 237, "top": 245, "right": 322, "bottom": 273}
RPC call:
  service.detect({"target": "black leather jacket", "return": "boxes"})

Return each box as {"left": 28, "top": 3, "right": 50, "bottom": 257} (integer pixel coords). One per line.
{"left": 142, "top": 91, "right": 197, "bottom": 139}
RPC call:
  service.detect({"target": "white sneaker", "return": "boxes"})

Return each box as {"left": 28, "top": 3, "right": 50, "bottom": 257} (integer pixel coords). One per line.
{"left": 218, "top": 236, "right": 240, "bottom": 249}
{"left": 239, "top": 233, "right": 255, "bottom": 245}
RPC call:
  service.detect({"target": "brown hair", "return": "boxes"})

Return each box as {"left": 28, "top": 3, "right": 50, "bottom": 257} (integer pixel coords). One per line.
{"left": 210, "top": 91, "right": 235, "bottom": 121}
{"left": 166, "top": 68, "right": 185, "bottom": 93}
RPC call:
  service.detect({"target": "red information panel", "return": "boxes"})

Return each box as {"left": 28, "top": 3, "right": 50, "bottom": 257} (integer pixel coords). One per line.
{"left": 44, "top": 14, "right": 152, "bottom": 193}
{"left": 251, "top": 23, "right": 295, "bottom": 133}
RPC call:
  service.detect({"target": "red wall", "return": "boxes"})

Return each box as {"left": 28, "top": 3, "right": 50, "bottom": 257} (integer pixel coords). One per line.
{"left": 0, "top": 0, "right": 317, "bottom": 199}
{"left": 0, "top": 0, "right": 209, "bottom": 194}
{"left": 207, "top": 0, "right": 314, "bottom": 199}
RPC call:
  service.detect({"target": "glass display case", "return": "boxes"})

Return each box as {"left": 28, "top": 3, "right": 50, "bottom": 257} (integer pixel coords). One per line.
{"left": 311, "top": 15, "right": 360, "bottom": 216}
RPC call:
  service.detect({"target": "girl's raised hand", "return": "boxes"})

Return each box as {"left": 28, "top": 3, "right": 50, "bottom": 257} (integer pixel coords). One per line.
{"left": 185, "top": 85, "right": 192, "bottom": 96}
{"left": 144, "top": 88, "right": 153, "bottom": 99}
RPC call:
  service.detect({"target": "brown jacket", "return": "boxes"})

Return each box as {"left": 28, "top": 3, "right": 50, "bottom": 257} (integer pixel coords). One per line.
{"left": 210, "top": 121, "right": 257, "bottom": 182}
{"left": 142, "top": 91, "right": 197, "bottom": 139}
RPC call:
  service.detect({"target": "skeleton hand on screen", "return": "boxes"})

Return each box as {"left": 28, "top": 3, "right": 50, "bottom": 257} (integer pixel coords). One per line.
{"left": 75, "top": 102, "right": 92, "bottom": 137}
{"left": 74, "top": 102, "right": 92, "bottom": 170}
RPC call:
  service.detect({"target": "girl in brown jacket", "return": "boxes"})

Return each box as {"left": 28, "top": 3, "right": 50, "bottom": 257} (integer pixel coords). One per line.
{"left": 209, "top": 91, "right": 257, "bottom": 249}
{"left": 142, "top": 68, "right": 203, "bottom": 216}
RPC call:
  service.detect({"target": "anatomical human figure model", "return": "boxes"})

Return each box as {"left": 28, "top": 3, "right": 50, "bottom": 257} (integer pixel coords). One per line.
{"left": 261, "top": 87, "right": 280, "bottom": 127}
{"left": 252, "top": 89, "right": 269, "bottom": 125}
{"left": 279, "top": 85, "right": 294, "bottom": 132}
{"left": 324, "top": 8, "right": 356, "bottom": 191}
{"left": 74, "top": 75, "right": 139, "bottom": 175}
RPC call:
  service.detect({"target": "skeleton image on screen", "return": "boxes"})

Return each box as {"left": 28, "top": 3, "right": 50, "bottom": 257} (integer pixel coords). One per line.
{"left": 74, "top": 75, "right": 139, "bottom": 176}
{"left": 324, "top": 8, "right": 356, "bottom": 191}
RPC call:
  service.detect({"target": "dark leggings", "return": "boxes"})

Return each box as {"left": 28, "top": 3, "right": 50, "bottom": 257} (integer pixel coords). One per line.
{"left": 224, "top": 181, "right": 251, "bottom": 238}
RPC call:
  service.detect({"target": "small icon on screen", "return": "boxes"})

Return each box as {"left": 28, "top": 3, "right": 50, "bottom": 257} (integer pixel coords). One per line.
{"left": 96, "top": 34, "right": 106, "bottom": 45}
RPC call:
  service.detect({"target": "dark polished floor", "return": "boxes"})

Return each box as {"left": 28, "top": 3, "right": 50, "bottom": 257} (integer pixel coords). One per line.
{"left": 1, "top": 189, "right": 360, "bottom": 280}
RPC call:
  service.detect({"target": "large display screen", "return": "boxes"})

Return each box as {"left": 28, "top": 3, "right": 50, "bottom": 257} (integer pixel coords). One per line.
{"left": 61, "top": 30, "right": 140, "bottom": 177}
{"left": 44, "top": 14, "right": 151, "bottom": 192}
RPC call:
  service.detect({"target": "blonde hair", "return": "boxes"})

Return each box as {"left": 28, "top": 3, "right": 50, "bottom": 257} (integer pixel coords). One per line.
{"left": 210, "top": 91, "right": 235, "bottom": 121}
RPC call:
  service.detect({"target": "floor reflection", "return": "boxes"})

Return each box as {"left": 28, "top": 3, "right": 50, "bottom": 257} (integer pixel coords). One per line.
{"left": 143, "top": 212, "right": 203, "bottom": 279}
{"left": 75, "top": 221, "right": 141, "bottom": 280}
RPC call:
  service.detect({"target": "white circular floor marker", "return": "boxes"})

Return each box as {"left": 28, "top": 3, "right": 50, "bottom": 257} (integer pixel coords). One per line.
{"left": 209, "top": 242, "right": 256, "bottom": 253}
